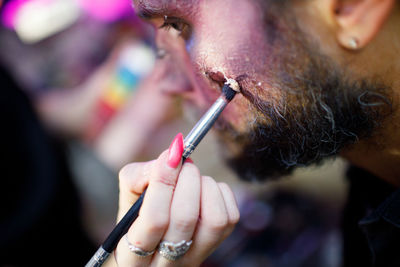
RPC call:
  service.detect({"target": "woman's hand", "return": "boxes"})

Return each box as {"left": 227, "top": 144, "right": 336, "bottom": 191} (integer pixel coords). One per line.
{"left": 115, "top": 133, "right": 240, "bottom": 267}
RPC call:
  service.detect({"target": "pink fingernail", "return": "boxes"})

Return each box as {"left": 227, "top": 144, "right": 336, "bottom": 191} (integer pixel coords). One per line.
{"left": 167, "top": 133, "right": 184, "bottom": 168}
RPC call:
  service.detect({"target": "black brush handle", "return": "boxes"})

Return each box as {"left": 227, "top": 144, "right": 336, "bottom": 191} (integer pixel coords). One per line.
{"left": 85, "top": 190, "right": 146, "bottom": 267}
{"left": 103, "top": 189, "right": 146, "bottom": 252}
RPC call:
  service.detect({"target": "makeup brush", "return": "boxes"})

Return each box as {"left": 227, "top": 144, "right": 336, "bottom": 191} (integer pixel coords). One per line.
{"left": 85, "top": 80, "right": 239, "bottom": 267}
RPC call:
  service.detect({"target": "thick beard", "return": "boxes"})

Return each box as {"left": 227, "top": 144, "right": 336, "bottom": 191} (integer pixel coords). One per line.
{"left": 224, "top": 68, "right": 392, "bottom": 182}
{"left": 218, "top": 3, "right": 393, "bottom": 182}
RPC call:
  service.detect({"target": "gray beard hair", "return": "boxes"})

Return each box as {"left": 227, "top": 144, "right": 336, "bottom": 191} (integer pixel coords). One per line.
{"left": 219, "top": 3, "right": 393, "bottom": 181}
{"left": 226, "top": 66, "right": 392, "bottom": 182}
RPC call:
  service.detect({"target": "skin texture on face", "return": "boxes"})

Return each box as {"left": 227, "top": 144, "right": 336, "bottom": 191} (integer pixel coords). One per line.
{"left": 134, "top": 0, "right": 396, "bottom": 181}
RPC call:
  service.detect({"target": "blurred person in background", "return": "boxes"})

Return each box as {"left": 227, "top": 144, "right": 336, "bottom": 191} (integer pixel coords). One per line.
{"left": 0, "top": 3, "right": 97, "bottom": 265}
{"left": 112, "top": 0, "right": 400, "bottom": 267}
{"left": 0, "top": 63, "right": 96, "bottom": 265}
{"left": 0, "top": 0, "right": 178, "bottom": 169}
{"left": 0, "top": 0, "right": 184, "bottom": 265}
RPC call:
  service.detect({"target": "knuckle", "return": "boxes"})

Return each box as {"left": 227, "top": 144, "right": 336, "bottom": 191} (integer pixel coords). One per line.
{"left": 173, "top": 214, "right": 198, "bottom": 233}
{"left": 217, "top": 182, "right": 229, "bottom": 191}
{"left": 118, "top": 162, "right": 141, "bottom": 180}
{"left": 230, "top": 208, "right": 241, "bottom": 225}
{"left": 146, "top": 215, "right": 169, "bottom": 235}
{"left": 202, "top": 175, "right": 215, "bottom": 184}
{"left": 119, "top": 162, "right": 155, "bottom": 194}
{"left": 151, "top": 160, "right": 179, "bottom": 188}
{"left": 218, "top": 181, "right": 228, "bottom": 187}
{"left": 153, "top": 173, "right": 176, "bottom": 188}
{"left": 203, "top": 215, "right": 229, "bottom": 233}
{"left": 119, "top": 163, "right": 141, "bottom": 185}
{"left": 181, "top": 163, "right": 201, "bottom": 177}
{"left": 218, "top": 182, "right": 241, "bottom": 225}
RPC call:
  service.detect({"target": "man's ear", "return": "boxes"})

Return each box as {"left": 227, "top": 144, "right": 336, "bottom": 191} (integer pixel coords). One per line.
{"left": 334, "top": 0, "right": 395, "bottom": 50}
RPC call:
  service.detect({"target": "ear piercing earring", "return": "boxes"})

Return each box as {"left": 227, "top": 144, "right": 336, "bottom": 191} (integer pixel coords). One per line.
{"left": 348, "top": 37, "right": 359, "bottom": 50}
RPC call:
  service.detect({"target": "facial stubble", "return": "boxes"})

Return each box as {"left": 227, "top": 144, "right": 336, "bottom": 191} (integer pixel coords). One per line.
{"left": 217, "top": 3, "right": 393, "bottom": 181}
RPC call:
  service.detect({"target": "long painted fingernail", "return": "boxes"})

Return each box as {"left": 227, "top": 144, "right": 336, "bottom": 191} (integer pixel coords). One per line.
{"left": 167, "top": 133, "right": 184, "bottom": 168}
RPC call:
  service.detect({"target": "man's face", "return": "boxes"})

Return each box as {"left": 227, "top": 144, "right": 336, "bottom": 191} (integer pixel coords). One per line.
{"left": 135, "top": 0, "right": 392, "bottom": 180}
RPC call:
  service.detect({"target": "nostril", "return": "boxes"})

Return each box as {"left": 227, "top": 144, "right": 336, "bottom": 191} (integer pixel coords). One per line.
{"left": 206, "top": 70, "right": 226, "bottom": 87}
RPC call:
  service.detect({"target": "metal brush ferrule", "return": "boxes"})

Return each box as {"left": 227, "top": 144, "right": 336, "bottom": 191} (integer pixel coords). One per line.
{"left": 183, "top": 96, "right": 228, "bottom": 159}
{"left": 85, "top": 247, "right": 110, "bottom": 267}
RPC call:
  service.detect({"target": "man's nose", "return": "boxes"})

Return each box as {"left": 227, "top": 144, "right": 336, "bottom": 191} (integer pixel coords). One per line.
{"left": 149, "top": 56, "right": 190, "bottom": 94}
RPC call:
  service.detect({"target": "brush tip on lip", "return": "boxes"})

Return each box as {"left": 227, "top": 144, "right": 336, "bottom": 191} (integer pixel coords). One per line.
{"left": 225, "top": 78, "right": 241, "bottom": 93}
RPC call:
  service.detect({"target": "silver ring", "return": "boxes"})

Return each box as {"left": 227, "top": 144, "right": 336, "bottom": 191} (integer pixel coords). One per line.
{"left": 124, "top": 234, "right": 155, "bottom": 257}
{"left": 158, "top": 240, "right": 193, "bottom": 261}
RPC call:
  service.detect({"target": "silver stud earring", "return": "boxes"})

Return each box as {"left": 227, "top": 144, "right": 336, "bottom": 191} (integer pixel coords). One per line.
{"left": 348, "top": 37, "right": 359, "bottom": 50}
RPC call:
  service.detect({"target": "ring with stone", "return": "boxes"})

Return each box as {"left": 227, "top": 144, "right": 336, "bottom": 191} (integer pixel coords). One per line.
{"left": 158, "top": 240, "right": 193, "bottom": 261}
{"left": 124, "top": 234, "right": 155, "bottom": 257}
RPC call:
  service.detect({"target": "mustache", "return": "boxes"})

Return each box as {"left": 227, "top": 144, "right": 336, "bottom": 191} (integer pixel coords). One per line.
{"left": 223, "top": 70, "right": 393, "bottom": 182}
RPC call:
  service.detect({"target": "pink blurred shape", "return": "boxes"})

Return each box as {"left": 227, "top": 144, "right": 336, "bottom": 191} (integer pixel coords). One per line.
{"left": 77, "top": 0, "right": 133, "bottom": 22}
{"left": 1, "top": 0, "right": 30, "bottom": 29}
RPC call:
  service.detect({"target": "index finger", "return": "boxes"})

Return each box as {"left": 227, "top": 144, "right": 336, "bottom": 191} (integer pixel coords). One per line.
{"left": 117, "top": 133, "right": 185, "bottom": 265}
{"left": 117, "top": 133, "right": 184, "bottom": 220}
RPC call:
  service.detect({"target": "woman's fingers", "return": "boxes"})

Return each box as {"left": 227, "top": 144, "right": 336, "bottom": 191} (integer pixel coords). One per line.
{"left": 151, "top": 162, "right": 201, "bottom": 266}
{"left": 117, "top": 160, "right": 155, "bottom": 221}
{"left": 217, "top": 182, "right": 241, "bottom": 239}
{"left": 116, "top": 132, "right": 239, "bottom": 267}
{"left": 116, "top": 133, "right": 184, "bottom": 266}
{"left": 183, "top": 177, "right": 240, "bottom": 265}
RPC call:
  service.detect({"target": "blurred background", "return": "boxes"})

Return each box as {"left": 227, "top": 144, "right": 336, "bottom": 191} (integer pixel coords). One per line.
{"left": 0, "top": 0, "right": 348, "bottom": 266}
